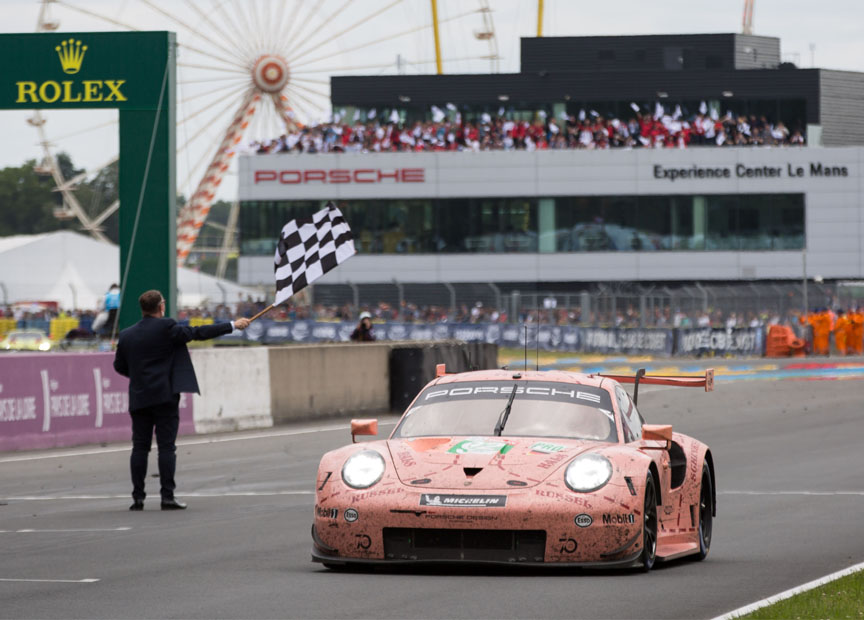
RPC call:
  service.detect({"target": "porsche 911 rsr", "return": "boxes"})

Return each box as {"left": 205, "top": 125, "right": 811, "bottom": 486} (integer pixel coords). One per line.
{"left": 311, "top": 367, "right": 715, "bottom": 570}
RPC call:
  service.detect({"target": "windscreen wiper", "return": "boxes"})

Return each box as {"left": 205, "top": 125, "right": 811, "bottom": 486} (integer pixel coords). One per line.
{"left": 493, "top": 383, "right": 519, "bottom": 436}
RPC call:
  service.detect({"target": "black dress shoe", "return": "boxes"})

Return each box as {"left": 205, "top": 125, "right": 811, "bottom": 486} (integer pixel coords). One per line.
{"left": 160, "top": 498, "right": 187, "bottom": 510}
{"left": 129, "top": 500, "right": 144, "bottom": 511}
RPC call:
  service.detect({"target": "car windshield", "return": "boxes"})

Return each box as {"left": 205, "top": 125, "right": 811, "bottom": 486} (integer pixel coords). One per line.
{"left": 393, "top": 381, "right": 618, "bottom": 443}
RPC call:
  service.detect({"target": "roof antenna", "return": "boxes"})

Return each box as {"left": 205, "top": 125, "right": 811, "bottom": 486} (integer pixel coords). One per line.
{"left": 535, "top": 315, "right": 540, "bottom": 372}
{"left": 633, "top": 368, "right": 646, "bottom": 406}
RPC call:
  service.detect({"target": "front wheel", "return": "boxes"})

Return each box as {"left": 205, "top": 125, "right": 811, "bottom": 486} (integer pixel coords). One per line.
{"left": 640, "top": 471, "right": 658, "bottom": 572}
{"left": 695, "top": 463, "right": 713, "bottom": 560}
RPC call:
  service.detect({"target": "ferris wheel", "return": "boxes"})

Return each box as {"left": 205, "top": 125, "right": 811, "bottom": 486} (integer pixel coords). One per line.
{"left": 30, "top": 0, "right": 500, "bottom": 277}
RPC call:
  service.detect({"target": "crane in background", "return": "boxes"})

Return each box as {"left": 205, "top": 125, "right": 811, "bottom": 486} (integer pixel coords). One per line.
{"left": 742, "top": 0, "right": 755, "bottom": 34}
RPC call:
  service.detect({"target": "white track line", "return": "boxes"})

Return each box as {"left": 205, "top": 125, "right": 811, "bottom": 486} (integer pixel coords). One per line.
{"left": 0, "top": 421, "right": 397, "bottom": 463}
{"left": 720, "top": 490, "right": 864, "bottom": 496}
{"left": 713, "top": 561, "right": 864, "bottom": 619}
{"left": 0, "top": 527, "right": 131, "bottom": 533}
{"left": 2, "top": 491, "right": 314, "bottom": 501}
{"left": 0, "top": 578, "right": 99, "bottom": 584}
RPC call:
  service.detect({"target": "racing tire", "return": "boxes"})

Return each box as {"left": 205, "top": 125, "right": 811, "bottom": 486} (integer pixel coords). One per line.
{"left": 640, "top": 471, "right": 658, "bottom": 572}
{"left": 695, "top": 463, "right": 713, "bottom": 561}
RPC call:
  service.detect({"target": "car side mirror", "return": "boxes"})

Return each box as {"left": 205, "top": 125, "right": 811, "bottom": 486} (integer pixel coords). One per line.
{"left": 351, "top": 418, "right": 378, "bottom": 443}
{"left": 641, "top": 424, "right": 673, "bottom": 450}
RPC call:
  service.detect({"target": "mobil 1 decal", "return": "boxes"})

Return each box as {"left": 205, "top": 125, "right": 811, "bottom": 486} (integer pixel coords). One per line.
{"left": 420, "top": 381, "right": 613, "bottom": 410}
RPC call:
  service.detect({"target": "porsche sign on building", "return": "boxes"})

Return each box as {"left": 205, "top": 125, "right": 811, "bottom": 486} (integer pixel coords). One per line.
{"left": 237, "top": 146, "right": 863, "bottom": 286}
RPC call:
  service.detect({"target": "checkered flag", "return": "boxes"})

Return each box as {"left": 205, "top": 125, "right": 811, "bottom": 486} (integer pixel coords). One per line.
{"left": 273, "top": 202, "right": 355, "bottom": 305}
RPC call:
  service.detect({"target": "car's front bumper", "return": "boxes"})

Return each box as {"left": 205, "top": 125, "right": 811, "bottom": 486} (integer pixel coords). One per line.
{"left": 311, "top": 481, "right": 645, "bottom": 566}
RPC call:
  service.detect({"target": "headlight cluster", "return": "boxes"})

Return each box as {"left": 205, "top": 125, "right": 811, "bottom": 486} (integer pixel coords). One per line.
{"left": 564, "top": 454, "right": 613, "bottom": 492}
{"left": 341, "top": 450, "right": 385, "bottom": 489}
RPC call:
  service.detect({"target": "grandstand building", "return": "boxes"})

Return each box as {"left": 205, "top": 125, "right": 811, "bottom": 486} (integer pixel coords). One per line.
{"left": 236, "top": 34, "right": 864, "bottom": 296}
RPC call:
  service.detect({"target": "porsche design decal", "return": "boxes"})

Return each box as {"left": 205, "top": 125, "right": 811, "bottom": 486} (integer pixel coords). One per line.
{"left": 419, "top": 494, "right": 507, "bottom": 507}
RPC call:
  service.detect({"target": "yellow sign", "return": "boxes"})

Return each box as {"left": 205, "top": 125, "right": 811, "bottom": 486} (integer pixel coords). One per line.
{"left": 15, "top": 38, "right": 127, "bottom": 104}
{"left": 56, "top": 38, "right": 86, "bottom": 74}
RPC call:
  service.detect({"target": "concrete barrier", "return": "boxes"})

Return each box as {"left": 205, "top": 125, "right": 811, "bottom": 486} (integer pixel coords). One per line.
{"left": 267, "top": 343, "right": 391, "bottom": 424}
{"left": 190, "top": 347, "right": 273, "bottom": 433}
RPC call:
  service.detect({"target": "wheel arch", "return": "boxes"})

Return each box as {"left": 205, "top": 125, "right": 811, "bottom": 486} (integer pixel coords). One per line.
{"left": 704, "top": 449, "right": 716, "bottom": 517}
{"left": 647, "top": 461, "right": 662, "bottom": 506}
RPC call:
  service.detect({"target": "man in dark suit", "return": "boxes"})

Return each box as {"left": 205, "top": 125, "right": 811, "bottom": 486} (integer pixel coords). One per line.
{"left": 113, "top": 290, "right": 250, "bottom": 511}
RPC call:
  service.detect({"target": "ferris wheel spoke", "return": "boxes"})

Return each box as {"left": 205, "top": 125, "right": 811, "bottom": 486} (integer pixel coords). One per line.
{"left": 282, "top": 90, "right": 319, "bottom": 124}
{"left": 285, "top": 86, "right": 327, "bottom": 119}
{"left": 270, "top": 0, "right": 294, "bottom": 54}
{"left": 178, "top": 62, "right": 248, "bottom": 75}
{"left": 51, "top": 119, "right": 119, "bottom": 142}
{"left": 56, "top": 156, "right": 119, "bottom": 190}
{"left": 89, "top": 200, "right": 120, "bottom": 227}
{"left": 250, "top": 0, "right": 269, "bottom": 54}
{"left": 55, "top": 1, "right": 140, "bottom": 31}
{"left": 183, "top": 0, "right": 250, "bottom": 58}
{"left": 288, "top": 82, "right": 330, "bottom": 102}
{"left": 178, "top": 131, "right": 224, "bottom": 197}
{"left": 178, "top": 74, "right": 250, "bottom": 85}
{"left": 178, "top": 89, "right": 256, "bottom": 156}
{"left": 227, "top": 0, "right": 263, "bottom": 57}
{"left": 288, "top": 77, "right": 331, "bottom": 86}
{"left": 208, "top": 0, "right": 260, "bottom": 61}
{"left": 290, "top": 61, "right": 401, "bottom": 75}
{"left": 261, "top": 0, "right": 275, "bottom": 55}
{"left": 289, "top": 4, "right": 483, "bottom": 70}
{"left": 289, "top": 12, "right": 468, "bottom": 69}
{"left": 178, "top": 86, "right": 249, "bottom": 128}
{"left": 178, "top": 42, "right": 250, "bottom": 72}
{"left": 181, "top": 82, "right": 250, "bottom": 106}
{"left": 140, "top": 0, "right": 239, "bottom": 64}
{"left": 283, "top": 0, "right": 356, "bottom": 61}
{"left": 288, "top": 0, "right": 403, "bottom": 65}
{"left": 283, "top": 0, "right": 327, "bottom": 58}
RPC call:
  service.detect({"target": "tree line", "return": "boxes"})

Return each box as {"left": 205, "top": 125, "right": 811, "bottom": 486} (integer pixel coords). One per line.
{"left": 0, "top": 154, "right": 235, "bottom": 278}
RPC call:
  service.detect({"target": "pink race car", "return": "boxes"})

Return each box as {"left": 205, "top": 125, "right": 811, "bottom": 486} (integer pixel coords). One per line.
{"left": 311, "top": 366, "right": 715, "bottom": 570}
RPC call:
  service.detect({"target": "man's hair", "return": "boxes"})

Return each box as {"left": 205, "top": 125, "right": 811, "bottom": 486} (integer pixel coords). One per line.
{"left": 139, "top": 290, "right": 163, "bottom": 314}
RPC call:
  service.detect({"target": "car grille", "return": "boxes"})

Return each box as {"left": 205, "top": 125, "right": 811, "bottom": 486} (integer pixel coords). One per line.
{"left": 383, "top": 528, "right": 546, "bottom": 562}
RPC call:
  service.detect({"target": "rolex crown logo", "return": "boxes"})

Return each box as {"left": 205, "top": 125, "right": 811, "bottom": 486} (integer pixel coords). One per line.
{"left": 56, "top": 38, "right": 87, "bottom": 74}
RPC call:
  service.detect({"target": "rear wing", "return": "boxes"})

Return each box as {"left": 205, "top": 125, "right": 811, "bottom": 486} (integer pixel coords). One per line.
{"left": 597, "top": 368, "right": 714, "bottom": 405}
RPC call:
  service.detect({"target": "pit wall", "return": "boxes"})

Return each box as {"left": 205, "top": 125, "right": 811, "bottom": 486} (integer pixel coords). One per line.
{"left": 0, "top": 342, "right": 495, "bottom": 452}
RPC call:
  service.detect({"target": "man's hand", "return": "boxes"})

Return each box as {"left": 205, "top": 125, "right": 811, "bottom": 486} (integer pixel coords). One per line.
{"left": 234, "top": 318, "right": 251, "bottom": 330}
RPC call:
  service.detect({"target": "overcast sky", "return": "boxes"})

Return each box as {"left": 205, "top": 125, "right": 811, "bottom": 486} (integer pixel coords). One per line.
{"left": 3, "top": 0, "right": 863, "bottom": 199}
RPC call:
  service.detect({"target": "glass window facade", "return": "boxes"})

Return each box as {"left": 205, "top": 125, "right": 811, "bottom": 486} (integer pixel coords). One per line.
{"left": 239, "top": 194, "right": 804, "bottom": 256}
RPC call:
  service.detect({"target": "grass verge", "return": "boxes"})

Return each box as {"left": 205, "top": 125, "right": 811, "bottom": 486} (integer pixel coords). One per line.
{"left": 739, "top": 568, "right": 864, "bottom": 619}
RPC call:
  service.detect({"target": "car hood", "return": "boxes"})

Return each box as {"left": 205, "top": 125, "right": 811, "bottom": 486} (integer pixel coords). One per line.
{"left": 386, "top": 436, "right": 605, "bottom": 490}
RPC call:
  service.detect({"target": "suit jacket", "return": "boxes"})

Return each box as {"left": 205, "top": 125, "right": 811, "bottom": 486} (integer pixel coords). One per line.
{"left": 113, "top": 316, "right": 232, "bottom": 412}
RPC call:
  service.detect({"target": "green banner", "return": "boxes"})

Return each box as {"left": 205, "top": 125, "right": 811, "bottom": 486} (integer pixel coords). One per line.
{"left": 1, "top": 31, "right": 177, "bottom": 329}
{"left": 3, "top": 31, "right": 173, "bottom": 110}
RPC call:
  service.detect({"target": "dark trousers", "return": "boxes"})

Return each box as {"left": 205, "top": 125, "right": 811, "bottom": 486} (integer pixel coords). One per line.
{"left": 130, "top": 396, "right": 180, "bottom": 501}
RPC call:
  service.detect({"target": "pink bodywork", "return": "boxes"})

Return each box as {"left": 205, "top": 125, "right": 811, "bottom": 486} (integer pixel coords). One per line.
{"left": 312, "top": 369, "right": 713, "bottom": 566}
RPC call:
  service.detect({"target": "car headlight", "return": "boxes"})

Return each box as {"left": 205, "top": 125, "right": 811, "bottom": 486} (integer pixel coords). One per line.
{"left": 341, "top": 450, "right": 386, "bottom": 489}
{"left": 38, "top": 342, "right": 51, "bottom": 351}
{"left": 564, "top": 454, "right": 612, "bottom": 493}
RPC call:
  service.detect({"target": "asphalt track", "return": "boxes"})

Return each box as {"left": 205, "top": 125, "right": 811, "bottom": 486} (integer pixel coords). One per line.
{"left": 1, "top": 358, "right": 863, "bottom": 619}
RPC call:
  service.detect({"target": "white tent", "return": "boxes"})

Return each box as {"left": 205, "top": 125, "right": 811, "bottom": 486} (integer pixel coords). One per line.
{"left": 0, "top": 231, "right": 263, "bottom": 310}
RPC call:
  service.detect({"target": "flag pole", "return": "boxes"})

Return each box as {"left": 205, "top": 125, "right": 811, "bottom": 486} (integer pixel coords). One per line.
{"left": 248, "top": 304, "right": 275, "bottom": 323}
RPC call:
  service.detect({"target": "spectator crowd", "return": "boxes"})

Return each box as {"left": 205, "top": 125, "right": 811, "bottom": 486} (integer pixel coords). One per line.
{"left": 247, "top": 103, "right": 804, "bottom": 155}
